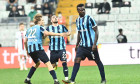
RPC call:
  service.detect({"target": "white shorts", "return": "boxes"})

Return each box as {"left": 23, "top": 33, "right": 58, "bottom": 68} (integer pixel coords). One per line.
{"left": 18, "top": 49, "right": 27, "bottom": 56}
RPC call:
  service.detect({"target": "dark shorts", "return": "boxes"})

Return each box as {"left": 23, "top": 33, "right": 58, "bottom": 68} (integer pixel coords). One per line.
{"left": 76, "top": 46, "right": 101, "bottom": 61}
{"left": 29, "top": 50, "right": 49, "bottom": 64}
{"left": 50, "top": 49, "right": 67, "bottom": 64}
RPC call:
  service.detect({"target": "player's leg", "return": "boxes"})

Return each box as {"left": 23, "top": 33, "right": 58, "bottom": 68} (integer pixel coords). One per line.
{"left": 63, "top": 47, "right": 85, "bottom": 84}
{"left": 18, "top": 49, "right": 23, "bottom": 70}
{"left": 62, "top": 57, "right": 82, "bottom": 84}
{"left": 62, "top": 61, "right": 68, "bottom": 80}
{"left": 24, "top": 52, "right": 40, "bottom": 84}
{"left": 23, "top": 55, "right": 28, "bottom": 70}
{"left": 45, "top": 61, "right": 60, "bottom": 84}
{"left": 23, "top": 49, "right": 28, "bottom": 70}
{"left": 39, "top": 50, "right": 60, "bottom": 84}
{"left": 60, "top": 50, "right": 68, "bottom": 80}
{"left": 19, "top": 54, "right": 23, "bottom": 70}
{"left": 93, "top": 49, "right": 106, "bottom": 84}
{"left": 50, "top": 51, "right": 58, "bottom": 70}
{"left": 53, "top": 62, "right": 58, "bottom": 70}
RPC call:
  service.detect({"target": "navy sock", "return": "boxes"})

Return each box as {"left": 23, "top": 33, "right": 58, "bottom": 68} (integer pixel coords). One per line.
{"left": 96, "top": 61, "right": 105, "bottom": 81}
{"left": 70, "top": 63, "right": 80, "bottom": 82}
{"left": 27, "top": 66, "right": 36, "bottom": 78}
{"left": 62, "top": 62, "right": 68, "bottom": 77}
{"left": 49, "top": 70, "right": 57, "bottom": 80}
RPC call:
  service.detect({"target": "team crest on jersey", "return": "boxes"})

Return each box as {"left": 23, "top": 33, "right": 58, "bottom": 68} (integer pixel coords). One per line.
{"left": 83, "top": 22, "right": 85, "bottom": 25}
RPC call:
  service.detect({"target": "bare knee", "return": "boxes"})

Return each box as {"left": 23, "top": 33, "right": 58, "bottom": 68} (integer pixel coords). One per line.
{"left": 52, "top": 63, "right": 56, "bottom": 68}
{"left": 34, "top": 61, "right": 40, "bottom": 68}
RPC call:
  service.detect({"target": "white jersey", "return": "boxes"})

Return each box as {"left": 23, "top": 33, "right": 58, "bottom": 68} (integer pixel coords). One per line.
{"left": 15, "top": 30, "right": 26, "bottom": 55}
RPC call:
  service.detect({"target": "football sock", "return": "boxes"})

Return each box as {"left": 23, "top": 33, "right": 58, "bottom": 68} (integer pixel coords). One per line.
{"left": 27, "top": 66, "right": 36, "bottom": 78}
{"left": 49, "top": 70, "right": 57, "bottom": 80}
{"left": 24, "top": 57, "right": 27, "bottom": 64}
{"left": 65, "top": 77, "right": 68, "bottom": 80}
{"left": 19, "top": 59, "right": 23, "bottom": 70}
{"left": 96, "top": 61, "right": 105, "bottom": 81}
{"left": 62, "top": 62, "right": 68, "bottom": 78}
{"left": 70, "top": 63, "right": 80, "bottom": 82}
{"left": 26, "top": 78, "right": 30, "bottom": 81}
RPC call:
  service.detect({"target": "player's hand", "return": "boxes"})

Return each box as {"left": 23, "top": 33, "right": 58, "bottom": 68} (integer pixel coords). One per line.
{"left": 66, "top": 31, "right": 71, "bottom": 36}
{"left": 92, "top": 45, "right": 97, "bottom": 51}
{"left": 61, "top": 32, "right": 71, "bottom": 37}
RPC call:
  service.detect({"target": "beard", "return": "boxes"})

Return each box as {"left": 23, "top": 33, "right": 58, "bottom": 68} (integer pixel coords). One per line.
{"left": 53, "top": 21, "right": 58, "bottom": 24}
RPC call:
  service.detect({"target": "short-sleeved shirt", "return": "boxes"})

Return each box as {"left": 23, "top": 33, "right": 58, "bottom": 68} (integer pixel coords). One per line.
{"left": 26, "top": 25, "right": 45, "bottom": 53}
{"left": 46, "top": 25, "right": 68, "bottom": 51}
{"left": 76, "top": 15, "right": 97, "bottom": 47}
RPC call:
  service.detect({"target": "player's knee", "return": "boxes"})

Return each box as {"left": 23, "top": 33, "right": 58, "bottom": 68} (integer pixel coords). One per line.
{"left": 74, "top": 57, "right": 81, "bottom": 63}
{"left": 62, "top": 62, "right": 67, "bottom": 67}
{"left": 95, "top": 59, "right": 101, "bottom": 64}
{"left": 35, "top": 61, "right": 40, "bottom": 68}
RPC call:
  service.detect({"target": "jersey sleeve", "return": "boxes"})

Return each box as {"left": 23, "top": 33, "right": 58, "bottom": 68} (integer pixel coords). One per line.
{"left": 89, "top": 16, "right": 97, "bottom": 28}
{"left": 40, "top": 26, "right": 46, "bottom": 33}
{"left": 46, "top": 26, "right": 49, "bottom": 31}
{"left": 62, "top": 25, "right": 68, "bottom": 32}
{"left": 76, "top": 18, "right": 80, "bottom": 31}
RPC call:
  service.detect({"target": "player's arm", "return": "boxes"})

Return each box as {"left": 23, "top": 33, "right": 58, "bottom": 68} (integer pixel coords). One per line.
{"left": 90, "top": 16, "right": 98, "bottom": 50}
{"left": 92, "top": 26, "right": 98, "bottom": 50}
{"left": 93, "top": 26, "right": 98, "bottom": 45}
{"left": 41, "top": 26, "right": 70, "bottom": 37}
{"left": 75, "top": 31, "right": 81, "bottom": 51}
{"left": 62, "top": 25, "right": 71, "bottom": 36}
{"left": 44, "top": 30, "right": 70, "bottom": 37}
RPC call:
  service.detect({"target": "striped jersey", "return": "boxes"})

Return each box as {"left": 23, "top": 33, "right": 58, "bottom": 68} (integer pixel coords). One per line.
{"left": 76, "top": 15, "right": 97, "bottom": 47}
{"left": 15, "top": 30, "right": 26, "bottom": 51}
{"left": 46, "top": 25, "right": 68, "bottom": 51}
{"left": 25, "top": 25, "right": 45, "bottom": 53}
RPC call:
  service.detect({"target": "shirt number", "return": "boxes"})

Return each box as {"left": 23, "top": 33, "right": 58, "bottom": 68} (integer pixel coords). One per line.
{"left": 28, "top": 29, "right": 36, "bottom": 38}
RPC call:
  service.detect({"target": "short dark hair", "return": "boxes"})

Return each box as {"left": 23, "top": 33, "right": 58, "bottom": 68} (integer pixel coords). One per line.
{"left": 58, "top": 11, "right": 61, "bottom": 14}
{"left": 77, "top": 4, "right": 84, "bottom": 10}
{"left": 19, "top": 23, "right": 24, "bottom": 26}
{"left": 119, "top": 29, "right": 123, "bottom": 33}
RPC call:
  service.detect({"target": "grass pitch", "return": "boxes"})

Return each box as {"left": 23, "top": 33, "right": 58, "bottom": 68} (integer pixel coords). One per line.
{"left": 0, "top": 64, "right": 140, "bottom": 84}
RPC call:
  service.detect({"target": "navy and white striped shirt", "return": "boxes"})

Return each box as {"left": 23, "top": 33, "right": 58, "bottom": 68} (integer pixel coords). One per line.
{"left": 26, "top": 25, "right": 45, "bottom": 53}
{"left": 46, "top": 25, "right": 68, "bottom": 50}
{"left": 76, "top": 15, "right": 97, "bottom": 47}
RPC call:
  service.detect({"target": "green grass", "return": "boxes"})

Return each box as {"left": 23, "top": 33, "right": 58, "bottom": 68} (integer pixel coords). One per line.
{"left": 0, "top": 64, "right": 140, "bottom": 84}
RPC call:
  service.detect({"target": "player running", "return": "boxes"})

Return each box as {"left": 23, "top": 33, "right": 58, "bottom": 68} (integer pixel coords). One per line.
{"left": 24, "top": 14, "right": 70, "bottom": 84}
{"left": 46, "top": 15, "right": 70, "bottom": 81}
{"left": 62, "top": 4, "right": 106, "bottom": 84}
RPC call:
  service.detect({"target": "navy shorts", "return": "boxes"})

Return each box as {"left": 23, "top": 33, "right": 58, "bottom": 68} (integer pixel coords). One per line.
{"left": 29, "top": 50, "right": 49, "bottom": 64}
{"left": 76, "top": 46, "right": 101, "bottom": 61}
{"left": 50, "top": 49, "right": 67, "bottom": 64}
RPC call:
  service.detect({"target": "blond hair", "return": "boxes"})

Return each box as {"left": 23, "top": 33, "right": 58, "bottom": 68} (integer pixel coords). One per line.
{"left": 33, "top": 14, "right": 42, "bottom": 25}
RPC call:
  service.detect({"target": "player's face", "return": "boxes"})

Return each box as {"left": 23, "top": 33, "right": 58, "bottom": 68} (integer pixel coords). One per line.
{"left": 77, "top": 6, "right": 85, "bottom": 17}
{"left": 51, "top": 15, "right": 58, "bottom": 23}
{"left": 39, "top": 18, "right": 45, "bottom": 26}
{"left": 19, "top": 25, "right": 24, "bottom": 30}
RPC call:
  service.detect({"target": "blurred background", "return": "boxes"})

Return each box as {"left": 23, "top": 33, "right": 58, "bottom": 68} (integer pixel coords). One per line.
{"left": 0, "top": 1, "right": 140, "bottom": 83}
{"left": 0, "top": 0, "right": 140, "bottom": 47}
